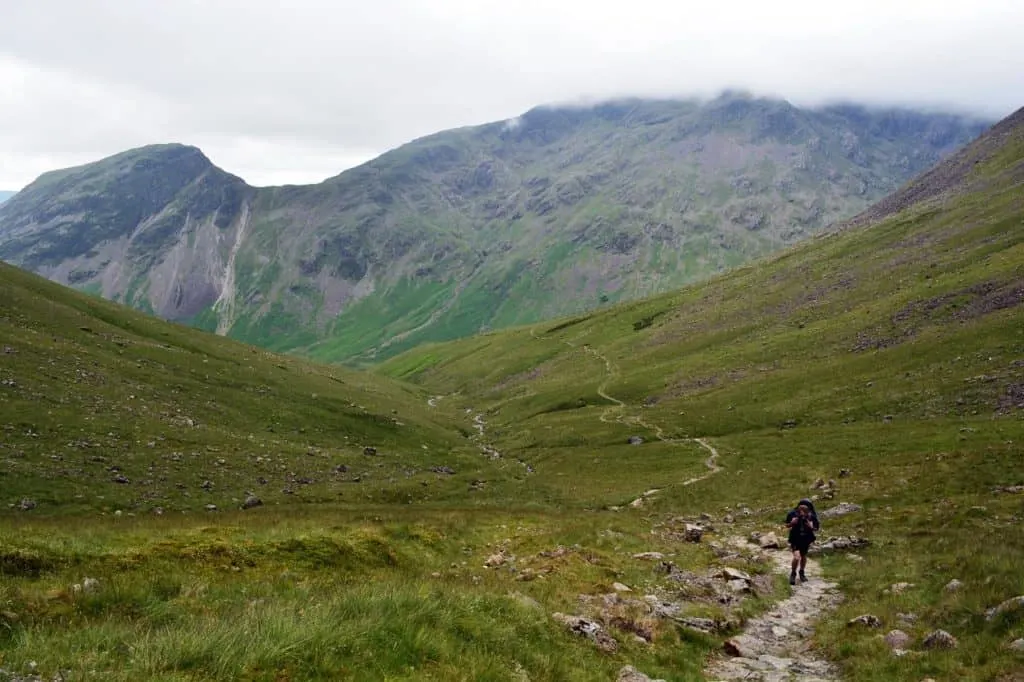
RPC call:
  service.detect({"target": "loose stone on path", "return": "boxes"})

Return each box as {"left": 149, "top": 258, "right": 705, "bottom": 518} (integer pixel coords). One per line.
{"left": 706, "top": 540, "right": 844, "bottom": 682}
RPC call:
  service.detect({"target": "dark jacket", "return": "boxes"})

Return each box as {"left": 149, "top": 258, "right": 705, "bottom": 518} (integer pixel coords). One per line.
{"left": 786, "top": 500, "right": 820, "bottom": 544}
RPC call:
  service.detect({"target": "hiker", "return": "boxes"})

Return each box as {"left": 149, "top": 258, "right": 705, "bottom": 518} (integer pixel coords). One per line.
{"left": 785, "top": 498, "right": 819, "bottom": 585}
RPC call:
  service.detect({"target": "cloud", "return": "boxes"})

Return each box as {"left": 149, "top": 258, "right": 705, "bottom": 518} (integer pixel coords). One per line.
{"left": 0, "top": 0, "right": 1021, "bottom": 188}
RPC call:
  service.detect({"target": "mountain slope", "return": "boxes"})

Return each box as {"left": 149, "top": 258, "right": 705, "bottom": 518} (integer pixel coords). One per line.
{"left": 0, "top": 258, "right": 479, "bottom": 515}
{"left": 0, "top": 95, "right": 989, "bottom": 363}
{"left": 0, "top": 190, "right": 15, "bottom": 204}
{"left": 379, "top": 104, "right": 1024, "bottom": 681}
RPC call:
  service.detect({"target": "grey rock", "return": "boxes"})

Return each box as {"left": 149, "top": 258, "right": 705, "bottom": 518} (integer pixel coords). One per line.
{"left": 242, "top": 494, "right": 263, "bottom": 509}
{"left": 922, "top": 629, "right": 957, "bottom": 650}
{"left": 17, "top": 498, "right": 36, "bottom": 511}
{"left": 632, "top": 551, "right": 665, "bottom": 561}
{"left": 363, "top": 446, "right": 377, "bottom": 456}
{"left": 884, "top": 629, "right": 911, "bottom": 650}
{"left": 204, "top": 504, "right": 218, "bottom": 512}
{"left": 552, "top": 613, "right": 618, "bottom": 652}
{"left": 627, "top": 436, "right": 644, "bottom": 446}
{"left": 758, "top": 532, "right": 781, "bottom": 549}
{"left": 684, "top": 524, "right": 703, "bottom": 543}
{"left": 112, "top": 474, "right": 130, "bottom": 484}
{"left": 1007, "top": 638, "right": 1024, "bottom": 652}
{"left": 812, "top": 535, "right": 870, "bottom": 552}
{"left": 722, "top": 567, "right": 752, "bottom": 582}
{"left": 839, "top": 468, "right": 852, "bottom": 477}
{"left": 675, "top": 616, "right": 718, "bottom": 633}
{"left": 944, "top": 579, "right": 964, "bottom": 592}
{"left": 617, "top": 665, "right": 665, "bottom": 682}
{"left": 820, "top": 502, "right": 862, "bottom": 519}
{"left": 986, "top": 595, "right": 1024, "bottom": 620}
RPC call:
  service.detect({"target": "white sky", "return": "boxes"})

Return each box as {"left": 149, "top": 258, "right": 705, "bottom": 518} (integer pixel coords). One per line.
{"left": 1, "top": 0, "right": 1022, "bottom": 189}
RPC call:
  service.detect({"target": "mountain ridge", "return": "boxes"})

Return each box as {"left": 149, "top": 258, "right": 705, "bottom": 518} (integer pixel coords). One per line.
{"left": 0, "top": 94, "right": 991, "bottom": 362}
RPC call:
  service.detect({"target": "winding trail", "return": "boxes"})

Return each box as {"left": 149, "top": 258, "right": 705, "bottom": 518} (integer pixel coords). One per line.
{"left": 575, "top": 340, "right": 722, "bottom": 489}
{"left": 706, "top": 545, "right": 843, "bottom": 682}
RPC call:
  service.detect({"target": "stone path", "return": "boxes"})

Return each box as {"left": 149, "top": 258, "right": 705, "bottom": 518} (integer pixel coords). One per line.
{"left": 706, "top": 547, "right": 843, "bottom": 682}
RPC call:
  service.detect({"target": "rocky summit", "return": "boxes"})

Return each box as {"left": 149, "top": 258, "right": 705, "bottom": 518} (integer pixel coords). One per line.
{"left": 0, "top": 94, "right": 987, "bottom": 363}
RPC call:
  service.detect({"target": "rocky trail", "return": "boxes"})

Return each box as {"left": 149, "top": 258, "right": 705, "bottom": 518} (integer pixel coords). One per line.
{"left": 706, "top": 544, "right": 843, "bottom": 682}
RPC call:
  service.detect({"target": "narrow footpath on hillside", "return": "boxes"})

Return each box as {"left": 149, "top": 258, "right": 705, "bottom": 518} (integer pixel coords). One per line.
{"left": 569, "top": 336, "right": 843, "bottom": 682}
{"left": 574, "top": 340, "right": 722, "bottom": 496}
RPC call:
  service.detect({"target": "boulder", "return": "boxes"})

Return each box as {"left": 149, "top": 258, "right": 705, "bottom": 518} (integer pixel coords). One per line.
{"left": 722, "top": 567, "right": 752, "bottom": 582}
{"left": 1007, "top": 638, "right": 1024, "bottom": 652}
{"left": 723, "top": 634, "right": 765, "bottom": 658}
{"left": 683, "top": 524, "right": 703, "bottom": 543}
{"left": 922, "top": 629, "right": 957, "bottom": 650}
{"left": 887, "top": 582, "right": 914, "bottom": 595}
{"left": 943, "top": 579, "right": 964, "bottom": 593}
{"left": 884, "top": 629, "right": 911, "bottom": 650}
{"left": 726, "top": 579, "right": 750, "bottom": 594}
{"left": 632, "top": 552, "right": 665, "bottom": 561}
{"left": 612, "top": 582, "right": 632, "bottom": 593}
{"left": 986, "top": 595, "right": 1024, "bottom": 621}
{"left": 242, "top": 494, "right": 263, "bottom": 510}
{"left": 758, "top": 532, "right": 781, "bottom": 549}
{"left": 363, "top": 446, "right": 377, "bottom": 456}
{"left": 17, "top": 498, "right": 36, "bottom": 511}
{"left": 627, "top": 436, "right": 644, "bottom": 446}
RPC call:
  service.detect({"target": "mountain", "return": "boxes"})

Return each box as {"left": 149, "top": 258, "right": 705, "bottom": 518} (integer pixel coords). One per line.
{"left": 0, "top": 94, "right": 989, "bottom": 363}
{"left": 0, "top": 190, "right": 15, "bottom": 204}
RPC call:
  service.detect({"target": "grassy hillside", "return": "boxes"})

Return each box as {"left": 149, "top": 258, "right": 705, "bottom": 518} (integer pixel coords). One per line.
{"left": 0, "top": 261, "right": 773, "bottom": 681}
{"left": 380, "top": 107, "right": 1024, "bottom": 680}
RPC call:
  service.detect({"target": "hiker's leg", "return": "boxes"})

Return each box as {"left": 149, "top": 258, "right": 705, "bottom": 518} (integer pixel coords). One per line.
{"left": 790, "top": 548, "right": 800, "bottom": 572}
{"left": 799, "top": 549, "right": 808, "bottom": 572}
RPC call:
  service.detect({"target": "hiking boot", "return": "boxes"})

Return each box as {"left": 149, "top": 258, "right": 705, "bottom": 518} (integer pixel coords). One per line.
{"left": 799, "top": 572, "right": 807, "bottom": 583}
{"left": 789, "top": 572, "right": 796, "bottom": 586}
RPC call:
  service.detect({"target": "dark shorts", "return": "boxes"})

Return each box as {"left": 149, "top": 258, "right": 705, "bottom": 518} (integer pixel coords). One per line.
{"left": 789, "top": 538, "right": 813, "bottom": 555}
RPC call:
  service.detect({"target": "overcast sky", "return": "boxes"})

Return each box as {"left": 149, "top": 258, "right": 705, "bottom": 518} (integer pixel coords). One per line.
{"left": 1, "top": 0, "right": 1022, "bottom": 189}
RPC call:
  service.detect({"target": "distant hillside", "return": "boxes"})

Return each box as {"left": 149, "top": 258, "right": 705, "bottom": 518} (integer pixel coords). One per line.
{"left": 0, "top": 94, "right": 989, "bottom": 363}
{"left": 0, "top": 190, "right": 15, "bottom": 204}
{"left": 0, "top": 258, "right": 474, "bottom": 515}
